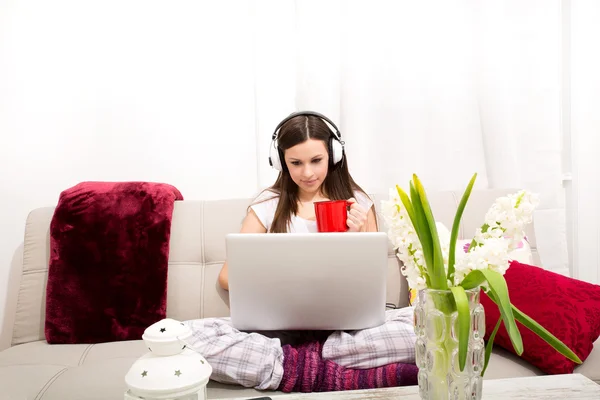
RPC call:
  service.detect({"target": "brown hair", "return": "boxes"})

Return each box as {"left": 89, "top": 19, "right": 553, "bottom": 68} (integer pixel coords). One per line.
{"left": 252, "top": 114, "right": 371, "bottom": 233}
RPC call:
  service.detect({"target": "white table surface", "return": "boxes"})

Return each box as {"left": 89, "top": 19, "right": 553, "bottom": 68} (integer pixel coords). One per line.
{"left": 224, "top": 373, "right": 600, "bottom": 399}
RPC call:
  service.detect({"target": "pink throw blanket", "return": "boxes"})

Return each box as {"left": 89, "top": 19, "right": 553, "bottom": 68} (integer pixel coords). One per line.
{"left": 278, "top": 340, "right": 418, "bottom": 392}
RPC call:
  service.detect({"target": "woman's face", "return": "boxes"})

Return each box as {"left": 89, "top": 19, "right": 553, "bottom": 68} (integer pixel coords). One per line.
{"left": 284, "top": 139, "right": 329, "bottom": 195}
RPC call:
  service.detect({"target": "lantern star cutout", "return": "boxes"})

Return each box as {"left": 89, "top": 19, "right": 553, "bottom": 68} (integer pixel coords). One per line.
{"left": 141, "top": 370, "right": 148, "bottom": 377}
{"left": 174, "top": 369, "right": 182, "bottom": 377}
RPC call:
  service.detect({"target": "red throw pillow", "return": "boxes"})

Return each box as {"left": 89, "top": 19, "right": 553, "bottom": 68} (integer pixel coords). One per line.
{"left": 480, "top": 260, "right": 600, "bottom": 374}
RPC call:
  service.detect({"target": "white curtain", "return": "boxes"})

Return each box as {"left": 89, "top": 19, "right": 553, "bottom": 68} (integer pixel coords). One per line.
{"left": 474, "top": 1, "right": 568, "bottom": 274}
{"left": 277, "top": 0, "right": 568, "bottom": 274}
{"left": 3, "top": 1, "right": 598, "bottom": 332}
{"left": 571, "top": 0, "right": 600, "bottom": 284}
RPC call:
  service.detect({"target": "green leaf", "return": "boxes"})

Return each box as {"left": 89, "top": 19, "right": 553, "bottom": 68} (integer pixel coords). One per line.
{"left": 511, "top": 304, "right": 582, "bottom": 364}
{"left": 396, "top": 185, "right": 432, "bottom": 287}
{"left": 395, "top": 185, "right": 417, "bottom": 233}
{"left": 448, "top": 173, "right": 477, "bottom": 283}
{"left": 413, "top": 174, "right": 447, "bottom": 290}
{"left": 469, "top": 223, "right": 489, "bottom": 252}
{"left": 408, "top": 181, "right": 434, "bottom": 279}
{"left": 459, "top": 269, "right": 487, "bottom": 290}
{"left": 482, "top": 317, "right": 502, "bottom": 376}
{"left": 450, "top": 286, "right": 470, "bottom": 372}
{"left": 470, "top": 271, "right": 523, "bottom": 355}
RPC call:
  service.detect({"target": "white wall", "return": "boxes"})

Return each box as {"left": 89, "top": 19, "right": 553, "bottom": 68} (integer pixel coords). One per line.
{"left": 571, "top": 0, "right": 600, "bottom": 284}
{"left": 0, "top": 0, "right": 296, "bottom": 342}
{"left": 1, "top": 0, "right": 597, "bottom": 343}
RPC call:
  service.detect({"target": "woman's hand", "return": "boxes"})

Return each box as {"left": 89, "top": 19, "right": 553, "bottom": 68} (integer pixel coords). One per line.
{"left": 347, "top": 198, "right": 368, "bottom": 232}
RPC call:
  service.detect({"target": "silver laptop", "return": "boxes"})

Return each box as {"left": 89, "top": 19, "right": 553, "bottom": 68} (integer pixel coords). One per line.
{"left": 225, "top": 232, "right": 388, "bottom": 331}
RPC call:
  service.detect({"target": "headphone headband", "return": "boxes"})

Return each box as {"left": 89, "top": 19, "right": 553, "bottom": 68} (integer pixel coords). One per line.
{"left": 271, "top": 111, "right": 343, "bottom": 142}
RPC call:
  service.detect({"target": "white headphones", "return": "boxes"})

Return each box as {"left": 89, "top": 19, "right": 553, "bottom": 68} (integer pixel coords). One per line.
{"left": 268, "top": 111, "right": 345, "bottom": 172}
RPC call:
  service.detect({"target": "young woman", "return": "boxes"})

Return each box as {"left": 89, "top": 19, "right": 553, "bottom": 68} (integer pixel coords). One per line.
{"left": 218, "top": 111, "right": 378, "bottom": 290}
{"left": 184, "top": 112, "right": 416, "bottom": 391}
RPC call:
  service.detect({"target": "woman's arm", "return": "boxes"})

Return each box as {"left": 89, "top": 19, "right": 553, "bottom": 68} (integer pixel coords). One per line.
{"left": 218, "top": 208, "right": 267, "bottom": 291}
{"left": 363, "top": 206, "right": 378, "bottom": 232}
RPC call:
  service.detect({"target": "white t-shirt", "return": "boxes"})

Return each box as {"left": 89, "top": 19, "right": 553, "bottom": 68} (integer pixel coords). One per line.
{"left": 250, "top": 190, "right": 374, "bottom": 233}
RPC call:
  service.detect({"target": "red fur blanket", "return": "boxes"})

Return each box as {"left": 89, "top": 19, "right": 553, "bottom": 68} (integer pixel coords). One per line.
{"left": 45, "top": 181, "right": 183, "bottom": 344}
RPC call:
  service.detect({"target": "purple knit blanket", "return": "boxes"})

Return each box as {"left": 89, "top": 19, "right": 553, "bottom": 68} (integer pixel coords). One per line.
{"left": 277, "top": 340, "right": 418, "bottom": 393}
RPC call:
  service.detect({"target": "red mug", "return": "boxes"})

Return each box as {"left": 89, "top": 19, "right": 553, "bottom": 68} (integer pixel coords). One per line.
{"left": 314, "top": 200, "right": 349, "bottom": 232}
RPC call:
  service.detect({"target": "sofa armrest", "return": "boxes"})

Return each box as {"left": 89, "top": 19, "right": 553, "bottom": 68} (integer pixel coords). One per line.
{"left": 0, "top": 243, "right": 24, "bottom": 351}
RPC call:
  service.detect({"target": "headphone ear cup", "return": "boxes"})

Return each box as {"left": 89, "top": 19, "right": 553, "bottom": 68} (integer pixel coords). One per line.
{"left": 269, "top": 142, "right": 283, "bottom": 171}
{"left": 330, "top": 137, "right": 344, "bottom": 165}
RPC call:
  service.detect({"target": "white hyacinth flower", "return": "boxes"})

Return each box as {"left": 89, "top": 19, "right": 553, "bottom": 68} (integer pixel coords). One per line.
{"left": 381, "top": 184, "right": 538, "bottom": 290}
{"left": 453, "top": 238, "right": 510, "bottom": 285}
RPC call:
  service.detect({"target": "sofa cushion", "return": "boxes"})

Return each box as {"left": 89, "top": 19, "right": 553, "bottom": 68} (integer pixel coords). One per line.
{"left": 2, "top": 337, "right": 600, "bottom": 399}
{"left": 483, "top": 346, "right": 544, "bottom": 380}
{"left": 0, "top": 364, "right": 67, "bottom": 399}
{"left": 481, "top": 261, "right": 600, "bottom": 375}
{"left": 0, "top": 341, "right": 90, "bottom": 367}
{"left": 0, "top": 339, "right": 280, "bottom": 400}
{"left": 483, "top": 338, "right": 600, "bottom": 384}
{"left": 0, "top": 340, "right": 146, "bottom": 400}
{"left": 574, "top": 338, "right": 600, "bottom": 384}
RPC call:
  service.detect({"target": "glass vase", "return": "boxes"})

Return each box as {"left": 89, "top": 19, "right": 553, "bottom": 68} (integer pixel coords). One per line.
{"left": 413, "top": 288, "right": 485, "bottom": 400}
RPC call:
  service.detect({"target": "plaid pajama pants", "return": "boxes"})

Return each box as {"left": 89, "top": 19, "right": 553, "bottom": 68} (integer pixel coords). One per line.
{"left": 183, "top": 306, "right": 416, "bottom": 390}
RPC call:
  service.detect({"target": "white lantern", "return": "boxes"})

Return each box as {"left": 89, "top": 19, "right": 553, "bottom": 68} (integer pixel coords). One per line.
{"left": 124, "top": 318, "right": 212, "bottom": 400}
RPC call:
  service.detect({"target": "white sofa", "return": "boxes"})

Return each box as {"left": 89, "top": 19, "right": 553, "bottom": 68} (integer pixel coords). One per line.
{"left": 1, "top": 189, "right": 598, "bottom": 400}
